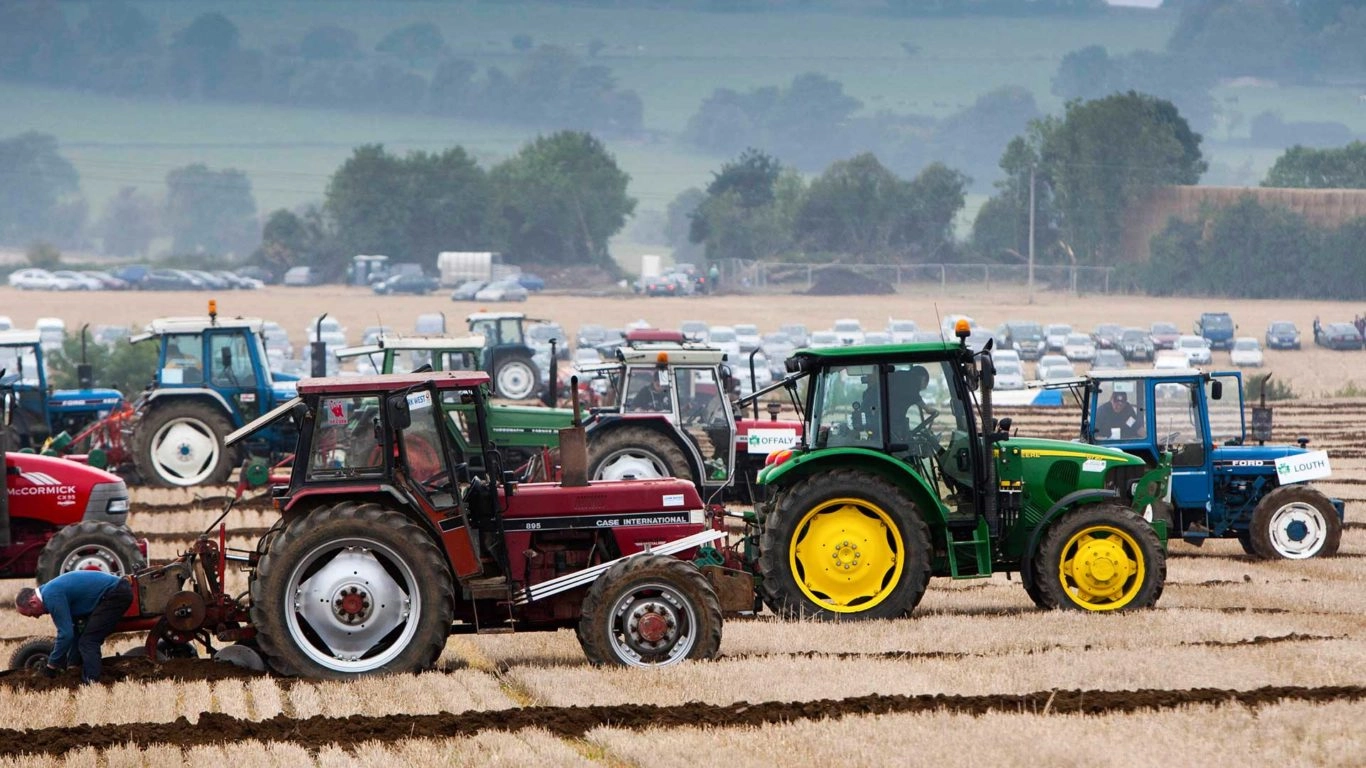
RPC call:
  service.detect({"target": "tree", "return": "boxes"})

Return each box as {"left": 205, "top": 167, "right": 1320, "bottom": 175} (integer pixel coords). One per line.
{"left": 971, "top": 133, "right": 1061, "bottom": 263}
{"left": 169, "top": 12, "right": 241, "bottom": 98}
{"left": 665, "top": 188, "right": 706, "bottom": 263}
{"left": 683, "top": 73, "right": 860, "bottom": 169}
{"left": 75, "top": 1, "right": 158, "bottom": 57}
{"left": 491, "top": 132, "right": 635, "bottom": 267}
{"left": 49, "top": 335, "right": 159, "bottom": 398}
{"left": 165, "top": 163, "right": 258, "bottom": 256}
{"left": 795, "top": 153, "right": 907, "bottom": 257}
{"left": 690, "top": 150, "right": 803, "bottom": 262}
{"left": 0, "top": 0, "right": 75, "bottom": 83}
{"left": 97, "top": 187, "right": 159, "bottom": 257}
{"left": 1167, "top": 0, "right": 1299, "bottom": 78}
{"left": 1037, "top": 92, "right": 1206, "bottom": 264}
{"left": 1051, "top": 46, "right": 1117, "bottom": 102}
{"left": 1263, "top": 142, "right": 1366, "bottom": 188}
{"left": 376, "top": 22, "right": 448, "bottom": 66}
{"left": 901, "top": 162, "right": 969, "bottom": 258}
{"left": 299, "top": 25, "right": 361, "bottom": 61}
{"left": 0, "top": 132, "right": 84, "bottom": 247}
{"left": 26, "top": 242, "right": 61, "bottom": 269}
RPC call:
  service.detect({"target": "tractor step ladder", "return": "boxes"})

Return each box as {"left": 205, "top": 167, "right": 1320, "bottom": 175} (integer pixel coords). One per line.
{"left": 466, "top": 575, "right": 514, "bottom": 601}
{"left": 944, "top": 517, "right": 992, "bottom": 579}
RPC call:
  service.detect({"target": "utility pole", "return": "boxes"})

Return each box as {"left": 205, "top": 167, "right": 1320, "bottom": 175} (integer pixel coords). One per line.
{"left": 1027, "top": 165, "right": 1036, "bottom": 305}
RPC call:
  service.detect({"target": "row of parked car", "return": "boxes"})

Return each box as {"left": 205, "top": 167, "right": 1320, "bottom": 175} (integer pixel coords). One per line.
{"left": 8, "top": 266, "right": 265, "bottom": 291}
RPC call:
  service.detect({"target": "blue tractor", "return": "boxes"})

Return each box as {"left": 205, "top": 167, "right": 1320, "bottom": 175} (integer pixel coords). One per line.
{"left": 0, "top": 330, "right": 125, "bottom": 462}
{"left": 1076, "top": 369, "right": 1342, "bottom": 559}
{"left": 124, "top": 305, "right": 300, "bottom": 487}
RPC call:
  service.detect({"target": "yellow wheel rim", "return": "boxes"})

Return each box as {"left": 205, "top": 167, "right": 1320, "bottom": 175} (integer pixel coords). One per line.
{"left": 789, "top": 497, "right": 905, "bottom": 614}
{"left": 1056, "top": 525, "right": 1146, "bottom": 611}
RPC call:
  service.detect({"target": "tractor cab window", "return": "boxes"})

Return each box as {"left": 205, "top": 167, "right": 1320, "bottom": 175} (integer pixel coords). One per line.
{"left": 675, "top": 366, "right": 733, "bottom": 483}
{"left": 813, "top": 364, "right": 881, "bottom": 449}
{"left": 162, "top": 334, "right": 204, "bottom": 385}
{"left": 397, "top": 390, "right": 450, "bottom": 492}
{"left": 1094, "top": 380, "right": 1146, "bottom": 441}
{"left": 1206, "top": 374, "right": 1244, "bottom": 445}
{"left": 306, "top": 396, "right": 384, "bottom": 479}
{"left": 209, "top": 333, "right": 254, "bottom": 388}
{"left": 887, "top": 361, "right": 959, "bottom": 456}
{"left": 0, "top": 346, "right": 39, "bottom": 386}
{"left": 625, "top": 368, "right": 673, "bottom": 414}
{"left": 1153, "top": 382, "right": 1205, "bottom": 467}
{"left": 439, "top": 350, "right": 479, "bottom": 371}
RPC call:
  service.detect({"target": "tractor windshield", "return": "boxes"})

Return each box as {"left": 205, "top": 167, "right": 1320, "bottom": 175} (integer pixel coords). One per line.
{"left": 809, "top": 360, "right": 963, "bottom": 454}
{"left": 1092, "top": 380, "right": 1147, "bottom": 442}
{"left": 306, "top": 396, "right": 384, "bottom": 480}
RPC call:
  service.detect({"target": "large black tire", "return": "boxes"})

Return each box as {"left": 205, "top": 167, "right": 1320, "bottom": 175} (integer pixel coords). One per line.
{"left": 35, "top": 521, "right": 146, "bottom": 585}
{"left": 1034, "top": 503, "right": 1165, "bottom": 612}
{"left": 578, "top": 554, "right": 722, "bottom": 667}
{"left": 588, "top": 427, "right": 696, "bottom": 484}
{"left": 492, "top": 353, "right": 539, "bottom": 401}
{"left": 1249, "top": 485, "right": 1341, "bottom": 560}
{"left": 9, "top": 638, "right": 55, "bottom": 671}
{"left": 758, "top": 469, "right": 931, "bottom": 620}
{"left": 133, "top": 400, "right": 235, "bottom": 487}
{"left": 248, "top": 501, "right": 455, "bottom": 679}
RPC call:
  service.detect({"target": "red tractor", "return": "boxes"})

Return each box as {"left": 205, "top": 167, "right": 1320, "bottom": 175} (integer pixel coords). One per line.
{"left": 12, "top": 370, "right": 732, "bottom": 678}
{"left": 1, "top": 375, "right": 145, "bottom": 584}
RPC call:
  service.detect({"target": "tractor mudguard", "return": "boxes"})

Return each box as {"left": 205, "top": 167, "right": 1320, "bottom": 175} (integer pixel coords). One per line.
{"left": 759, "top": 448, "right": 950, "bottom": 526}
{"left": 1018, "top": 488, "right": 1121, "bottom": 594}
{"left": 144, "top": 388, "right": 236, "bottom": 419}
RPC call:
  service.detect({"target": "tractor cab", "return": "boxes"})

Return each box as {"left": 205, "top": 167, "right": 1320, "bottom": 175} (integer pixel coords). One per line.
{"left": 1079, "top": 369, "right": 1344, "bottom": 554}
{"left": 337, "top": 334, "right": 484, "bottom": 376}
{"left": 0, "top": 330, "right": 123, "bottom": 450}
{"left": 466, "top": 312, "right": 541, "bottom": 401}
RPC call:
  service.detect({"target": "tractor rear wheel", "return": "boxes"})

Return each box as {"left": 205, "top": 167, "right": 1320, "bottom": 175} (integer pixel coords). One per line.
{"left": 133, "top": 401, "right": 235, "bottom": 487}
{"left": 492, "top": 353, "right": 538, "bottom": 401}
{"left": 249, "top": 502, "right": 454, "bottom": 678}
{"left": 759, "top": 469, "right": 931, "bottom": 620}
{"left": 1249, "top": 485, "right": 1341, "bottom": 560}
{"left": 8, "top": 638, "right": 55, "bottom": 671}
{"left": 588, "top": 427, "right": 695, "bottom": 484}
{"left": 35, "top": 521, "right": 146, "bottom": 585}
{"left": 578, "top": 554, "right": 721, "bottom": 667}
{"left": 1034, "top": 503, "right": 1165, "bottom": 612}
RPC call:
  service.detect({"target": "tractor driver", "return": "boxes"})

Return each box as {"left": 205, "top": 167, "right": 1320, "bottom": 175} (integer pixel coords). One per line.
{"left": 627, "top": 370, "right": 672, "bottom": 412}
{"left": 890, "top": 365, "right": 940, "bottom": 453}
{"left": 15, "top": 571, "right": 133, "bottom": 684}
{"left": 1095, "top": 388, "right": 1142, "bottom": 440}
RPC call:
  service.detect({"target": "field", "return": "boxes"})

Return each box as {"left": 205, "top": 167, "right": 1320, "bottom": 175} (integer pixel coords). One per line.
{"left": 2, "top": 286, "right": 1366, "bottom": 763}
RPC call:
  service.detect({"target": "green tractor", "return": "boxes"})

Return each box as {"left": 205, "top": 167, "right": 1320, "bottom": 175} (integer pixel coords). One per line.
{"left": 751, "top": 324, "right": 1171, "bottom": 619}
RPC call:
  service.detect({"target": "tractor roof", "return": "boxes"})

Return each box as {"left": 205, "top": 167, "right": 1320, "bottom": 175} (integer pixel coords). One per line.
{"left": 132, "top": 316, "right": 265, "bottom": 341}
{"left": 792, "top": 341, "right": 961, "bottom": 359}
{"left": 0, "top": 330, "right": 42, "bottom": 348}
{"left": 467, "top": 311, "right": 525, "bottom": 322}
{"left": 336, "top": 335, "right": 486, "bottom": 358}
{"left": 617, "top": 343, "right": 727, "bottom": 365}
{"left": 296, "top": 369, "right": 490, "bottom": 395}
{"left": 1085, "top": 369, "right": 1209, "bottom": 381}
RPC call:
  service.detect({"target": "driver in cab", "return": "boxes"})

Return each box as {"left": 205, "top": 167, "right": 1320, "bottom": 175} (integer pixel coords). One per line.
{"left": 1095, "top": 389, "right": 1141, "bottom": 439}
{"left": 627, "top": 371, "right": 672, "bottom": 412}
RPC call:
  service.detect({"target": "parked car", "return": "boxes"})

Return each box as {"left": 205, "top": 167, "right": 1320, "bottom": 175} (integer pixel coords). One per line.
{"left": 998, "top": 320, "right": 1045, "bottom": 360}
{"left": 1062, "top": 333, "right": 1096, "bottom": 362}
{"left": 734, "top": 324, "right": 762, "bottom": 352}
{"left": 737, "top": 352, "right": 774, "bottom": 397}
{"left": 680, "top": 320, "right": 709, "bottom": 341}
{"left": 831, "top": 318, "right": 865, "bottom": 346}
{"left": 577, "top": 324, "right": 607, "bottom": 350}
{"left": 1195, "top": 311, "right": 1236, "bottom": 351}
{"left": 1092, "top": 323, "right": 1123, "bottom": 350}
{"left": 474, "top": 279, "right": 529, "bottom": 302}
{"left": 0, "top": 316, "right": 12, "bottom": 331}
{"left": 35, "top": 317, "right": 65, "bottom": 351}
{"left": 706, "top": 325, "right": 741, "bottom": 358}
{"left": 82, "top": 270, "right": 130, "bottom": 290}
{"left": 283, "top": 266, "right": 322, "bottom": 286}
{"left": 760, "top": 332, "right": 796, "bottom": 375}
{"left": 1117, "top": 327, "right": 1154, "bottom": 362}
{"left": 91, "top": 325, "right": 131, "bottom": 347}
{"left": 1230, "top": 337, "right": 1265, "bottom": 367}
{"left": 51, "top": 270, "right": 103, "bottom": 290}
{"left": 808, "top": 330, "right": 840, "bottom": 349}
{"left": 862, "top": 331, "right": 893, "bottom": 346}
{"left": 188, "top": 270, "right": 230, "bottom": 290}
{"left": 1037, "top": 353, "right": 1069, "bottom": 371}
{"left": 1265, "top": 321, "right": 1301, "bottom": 350}
{"left": 1039, "top": 361, "right": 1078, "bottom": 382}
{"left": 1175, "top": 334, "right": 1213, "bottom": 365}
{"left": 1044, "top": 323, "right": 1072, "bottom": 352}
{"left": 143, "top": 269, "right": 203, "bottom": 290}
{"left": 1091, "top": 349, "right": 1127, "bottom": 371}
{"left": 1149, "top": 321, "right": 1181, "bottom": 350}
{"left": 8, "top": 268, "right": 76, "bottom": 291}
{"left": 1316, "top": 322, "right": 1364, "bottom": 351}
{"left": 111, "top": 264, "right": 151, "bottom": 286}
{"left": 1153, "top": 350, "right": 1190, "bottom": 370}
{"left": 237, "top": 265, "right": 277, "bottom": 284}
{"left": 450, "top": 280, "right": 487, "bottom": 301}
{"left": 779, "top": 323, "right": 810, "bottom": 348}
{"left": 516, "top": 272, "right": 546, "bottom": 292}
{"left": 374, "top": 273, "right": 439, "bottom": 295}
{"left": 994, "top": 358, "right": 1025, "bottom": 390}
{"left": 642, "top": 273, "right": 687, "bottom": 297}
{"left": 886, "top": 319, "right": 919, "bottom": 344}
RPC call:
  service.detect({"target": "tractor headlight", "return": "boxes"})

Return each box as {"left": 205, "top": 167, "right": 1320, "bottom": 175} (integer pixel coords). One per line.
{"left": 107, "top": 498, "right": 130, "bottom": 514}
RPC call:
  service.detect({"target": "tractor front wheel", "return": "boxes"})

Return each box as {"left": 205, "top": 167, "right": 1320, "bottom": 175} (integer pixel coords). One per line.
{"left": 1249, "top": 485, "right": 1341, "bottom": 560}
{"left": 759, "top": 470, "right": 931, "bottom": 620}
{"left": 35, "top": 521, "right": 146, "bottom": 585}
{"left": 249, "top": 502, "right": 454, "bottom": 678}
{"left": 578, "top": 554, "right": 722, "bottom": 667}
{"left": 133, "top": 401, "right": 235, "bottom": 487}
{"left": 1034, "top": 503, "right": 1165, "bottom": 612}
{"left": 492, "top": 353, "right": 539, "bottom": 401}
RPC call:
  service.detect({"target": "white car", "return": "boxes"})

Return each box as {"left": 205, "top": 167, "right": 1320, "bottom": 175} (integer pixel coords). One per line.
{"left": 1176, "top": 334, "right": 1212, "bottom": 365}
{"left": 1062, "top": 333, "right": 1096, "bottom": 362}
{"left": 1154, "top": 350, "right": 1191, "bottom": 370}
{"left": 995, "top": 359, "right": 1025, "bottom": 390}
{"left": 862, "top": 331, "right": 893, "bottom": 346}
{"left": 1045, "top": 323, "right": 1072, "bottom": 352}
{"left": 52, "top": 270, "right": 103, "bottom": 290}
{"left": 887, "top": 319, "right": 918, "bottom": 343}
{"left": 36, "top": 317, "right": 66, "bottom": 351}
{"left": 808, "top": 331, "right": 840, "bottom": 349}
{"left": 1230, "top": 337, "right": 1265, "bottom": 367}
{"left": 831, "top": 318, "right": 865, "bottom": 346}
{"left": 737, "top": 352, "right": 774, "bottom": 396}
{"left": 8, "top": 268, "right": 77, "bottom": 291}
{"left": 734, "top": 323, "right": 762, "bottom": 352}
{"left": 474, "top": 280, "right": 528, "bottom": 302}
{"left": 1039, "top": 362, "right": 1078, "bottom": 382}
{"left": 706, "top": 325, "right": 741, "bottom": 358}
{"left": 1037, "top": 353, "right": 1070, "bottom": 372}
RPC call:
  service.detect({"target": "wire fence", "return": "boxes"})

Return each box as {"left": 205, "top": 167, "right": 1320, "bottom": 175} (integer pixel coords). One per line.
{"left": 721, "top": 260, "right": 1118, "bottom": 295}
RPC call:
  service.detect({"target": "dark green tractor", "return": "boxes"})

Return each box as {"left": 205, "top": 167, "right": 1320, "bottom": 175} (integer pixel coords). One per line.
{"left": 752, "top": 323, "right": 1171, "bottom": 620}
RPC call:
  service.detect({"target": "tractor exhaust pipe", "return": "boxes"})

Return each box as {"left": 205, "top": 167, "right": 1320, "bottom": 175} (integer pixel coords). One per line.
{"left": 558, "top": 375, "right": 589, "bottom": 487}
{"left": 77, "top": 324, "right": 93, "bottom": 390}
{"left": 979, "top": 351, "right": 1000, "bottom": 537}
{"left": 544, "top": 337, "right": 559, "bottom": 407}
{"left": 311, "top": 313, "right": 329, "bottom": 378}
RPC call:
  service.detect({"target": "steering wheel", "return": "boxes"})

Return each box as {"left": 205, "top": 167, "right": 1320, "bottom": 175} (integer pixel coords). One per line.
{"left": 906, "top": 412, "right": 941, "bottom": 452}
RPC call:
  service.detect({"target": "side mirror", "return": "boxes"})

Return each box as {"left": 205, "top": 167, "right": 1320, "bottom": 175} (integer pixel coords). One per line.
{"left": 1210, "top": 380, "right": 1223, "bottom": 400}
{"left": 385, "top": 393, "right": 412, "bottom": 430}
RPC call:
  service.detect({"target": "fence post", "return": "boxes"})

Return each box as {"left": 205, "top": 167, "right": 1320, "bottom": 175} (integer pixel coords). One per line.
{"left": 1104, "top": 268, "right": 1111, "bottom": 294}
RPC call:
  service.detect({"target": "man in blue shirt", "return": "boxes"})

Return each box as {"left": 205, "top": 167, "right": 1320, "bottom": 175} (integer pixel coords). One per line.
{"left": 15, "top": 570, "right": 133, "bottom": 684}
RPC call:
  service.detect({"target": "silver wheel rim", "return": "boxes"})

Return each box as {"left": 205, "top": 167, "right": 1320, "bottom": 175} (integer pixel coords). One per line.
{"left": 1267, "top": 501, "right": 1329, "bottom": 559}
{"left": 604, "top": 579, "right": 698, "bottom": 668}
{"left": 497, "top": 361, "right": 536, "bottom": 399}
{"left": 149, "top": 415, "right": 221, "bottom": 486}
{"left": 284, "top": 537, "right": 420, "bottom": 673}
{"left": 594, "top": 449, "right": 669, "bottom": 481}
{"left": 60, "top": 544, "right": 128, "bottom": 576}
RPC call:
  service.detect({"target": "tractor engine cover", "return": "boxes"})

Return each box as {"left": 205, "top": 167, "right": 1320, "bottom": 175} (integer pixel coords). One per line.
{"left": 165, "top": 590, "right": 207, "bottom": 632}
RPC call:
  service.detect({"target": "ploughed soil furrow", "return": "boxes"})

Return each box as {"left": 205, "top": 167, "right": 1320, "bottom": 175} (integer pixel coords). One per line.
{"left": 4, "top": 684, "right": 1366, "bottom": 756}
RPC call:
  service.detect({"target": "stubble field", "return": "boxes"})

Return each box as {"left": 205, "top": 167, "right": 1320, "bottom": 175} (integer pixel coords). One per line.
{"left": 3, "top": 285, "right": 1366, "bottom": 764}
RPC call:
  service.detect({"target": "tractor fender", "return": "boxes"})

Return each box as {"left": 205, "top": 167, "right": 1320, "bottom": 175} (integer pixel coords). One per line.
{"left": 760, "top": 448, "right": 950, "bottom": 526}
{"left": 587, "top": 417, "right": 707, "bottom": 487}
{"left": 144, "top": 388, "right": 235, "bottom": 419}
{"left": 1018, "top": 488, "right": 1121, "bottom": 594}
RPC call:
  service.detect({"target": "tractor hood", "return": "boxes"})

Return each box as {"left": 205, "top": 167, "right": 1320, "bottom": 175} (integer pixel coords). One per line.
{"left": 1000, "top": 437, "right": 1143, "bottom": 466}
{"left": 1211, "top": 443, "right": 1330, "bottom": 482}
{"left": 6, "top": 452, "right": 129, "bottom": 526}
{"left": 47, "top": 388, "right": 124, "bottom": 412}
